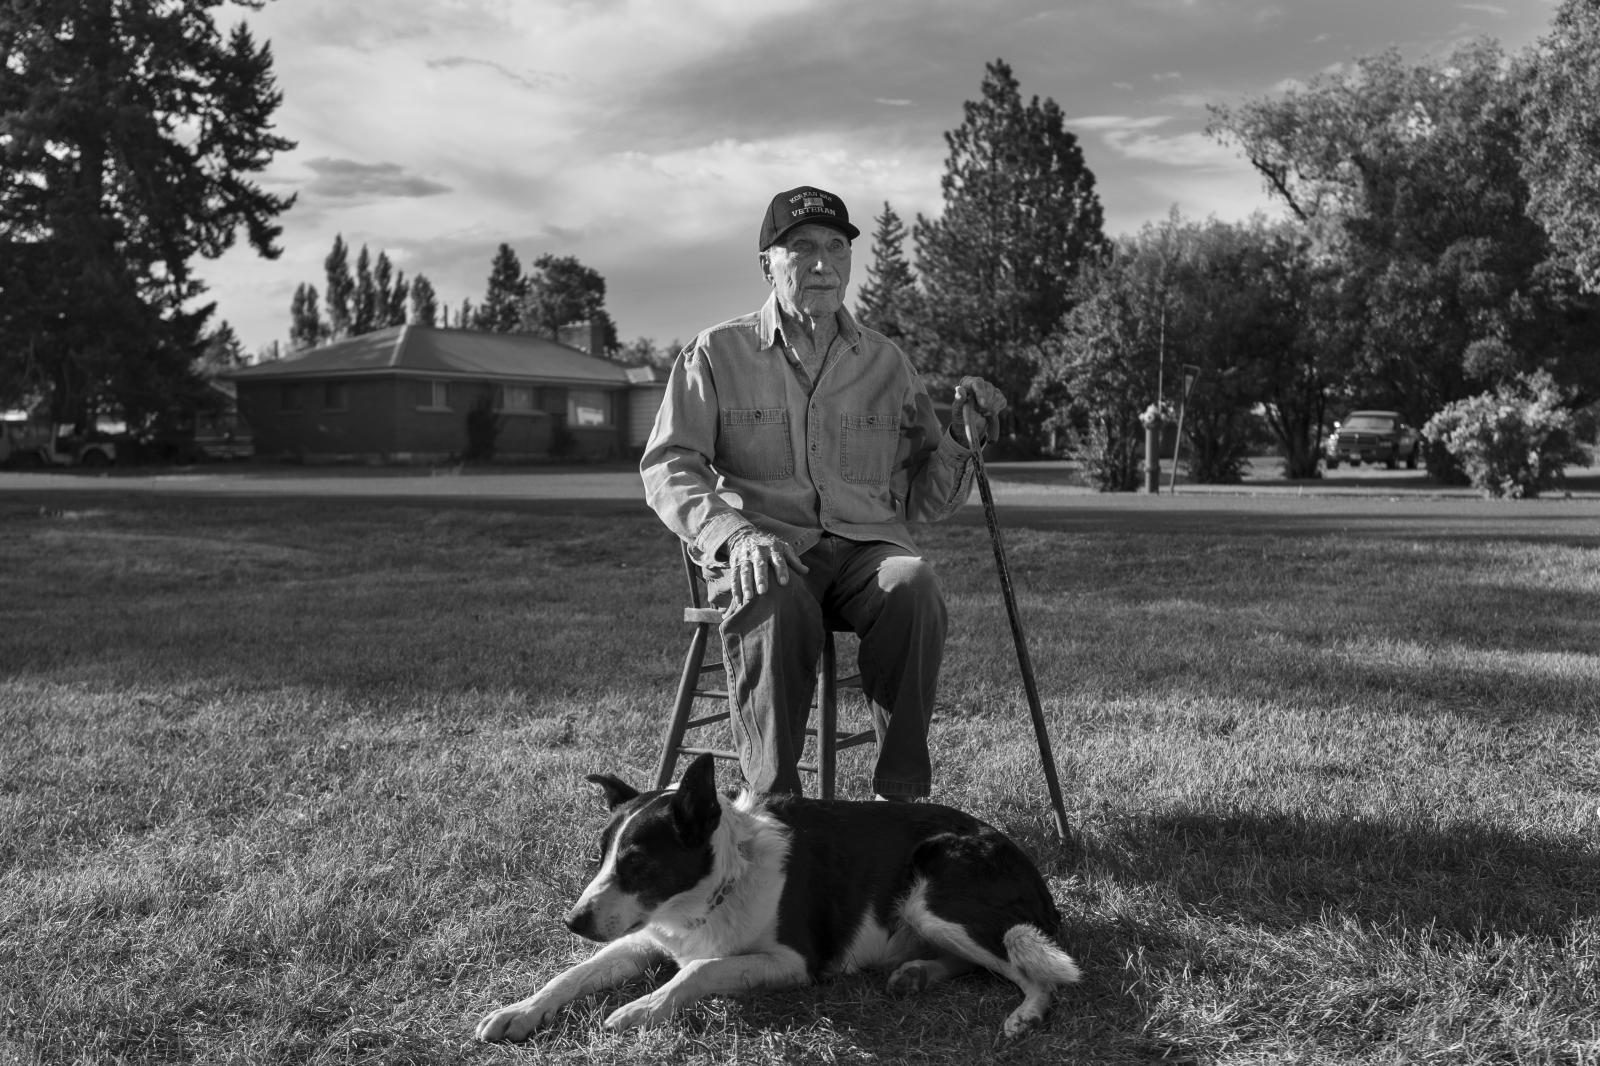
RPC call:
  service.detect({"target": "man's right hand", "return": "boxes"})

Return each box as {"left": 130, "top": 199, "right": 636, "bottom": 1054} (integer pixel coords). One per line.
{"left": 726, "top": 529, "right": 809, "bottom": 609}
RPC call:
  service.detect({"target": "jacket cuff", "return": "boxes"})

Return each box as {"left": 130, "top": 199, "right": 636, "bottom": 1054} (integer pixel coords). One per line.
{"left": 938, "top": 424, "right": 978, "bottom": 461}
{"left": 693, "top": 511, "right": 755, "bottom": 569}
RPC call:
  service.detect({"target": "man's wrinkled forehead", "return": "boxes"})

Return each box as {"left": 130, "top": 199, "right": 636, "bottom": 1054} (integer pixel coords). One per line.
{"left": 768, "top": 222, "right": 852, "bottom": 252}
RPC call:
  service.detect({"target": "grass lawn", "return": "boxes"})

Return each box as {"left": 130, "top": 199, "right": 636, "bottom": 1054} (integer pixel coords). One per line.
{"left": 1, "top": 489, "right": 1597, "bottom": 1065}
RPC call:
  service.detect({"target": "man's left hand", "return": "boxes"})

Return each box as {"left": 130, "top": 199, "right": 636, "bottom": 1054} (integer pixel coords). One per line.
{"left": 952, "top": 377, "right": 1007, "bottom": 448}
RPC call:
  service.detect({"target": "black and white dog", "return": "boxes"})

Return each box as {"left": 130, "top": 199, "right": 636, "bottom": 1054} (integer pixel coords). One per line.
{"left": 475, "top": 752, "right": 1080, "bottom": 1045}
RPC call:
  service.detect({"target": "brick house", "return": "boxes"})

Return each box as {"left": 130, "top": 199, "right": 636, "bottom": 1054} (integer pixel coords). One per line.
{"left": 230, "top": 325, "right": 658, "bottom": 463}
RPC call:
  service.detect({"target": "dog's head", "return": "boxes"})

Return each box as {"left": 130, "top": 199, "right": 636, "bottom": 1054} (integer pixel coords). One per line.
{"left": 563, "top": 752, "right": 724, "bottom": 942}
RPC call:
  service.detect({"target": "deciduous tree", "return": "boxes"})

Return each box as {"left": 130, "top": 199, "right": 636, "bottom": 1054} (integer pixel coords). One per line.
{"left": 289, "top": 282, "right": 322, "bottom": 350}
{"left": 372, "top": 251, "right": 394, "bottom": 328}
{"left": 410, "top": 274, "right": 439, "bottom": 327}
{"left": 1520, "top": 0, "right": 1600, "bottom": 294}
{"left": 519, "top": 253, "right": 609, "bottom": 345}
{"left": 323, "top": 235, "right": 354, "bottom": 340}
{"left": 352, "top": 245, "right": 377, "bottom": 335}
{"left": 386, "top": 270, "right": 409, "bottom": 328}
{"left": 1210, "top": 41, "right": 1596, "bottom": 415}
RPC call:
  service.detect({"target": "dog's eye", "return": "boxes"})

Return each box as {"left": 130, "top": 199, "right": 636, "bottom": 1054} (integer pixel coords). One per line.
{"left": 615, "top": 851, "right": 653, "bottom": 885}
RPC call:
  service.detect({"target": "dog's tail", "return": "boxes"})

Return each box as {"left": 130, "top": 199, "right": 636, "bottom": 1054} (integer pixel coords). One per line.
{"left": 1003, "top": 924, "right": 1081, "bottom": 986}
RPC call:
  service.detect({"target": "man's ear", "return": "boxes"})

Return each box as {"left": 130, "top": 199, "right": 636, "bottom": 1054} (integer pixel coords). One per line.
{"left": 584, "top": 773, "right": 640, "bottom": 810}
{"left": 757, "top": 252, "right": 772, "bottom": 284}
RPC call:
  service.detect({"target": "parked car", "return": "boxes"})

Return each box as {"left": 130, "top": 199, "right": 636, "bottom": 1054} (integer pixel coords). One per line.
{"left": 0, "top": 418, "right": 117, "bottom": 468}
{"left": 1325, "top": 410, "right": 1421, "bottom": 470}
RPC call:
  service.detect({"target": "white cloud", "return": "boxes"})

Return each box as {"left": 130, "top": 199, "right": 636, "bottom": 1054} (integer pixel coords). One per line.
{"left": 1100, "top": 127, "right": 1241, "bottom": 169}
{"left": 1069, "top": 114, "right": 1174, "bottom": 132}
{"left": 1159, "top": 91, "right": 1217, "bottom": 109}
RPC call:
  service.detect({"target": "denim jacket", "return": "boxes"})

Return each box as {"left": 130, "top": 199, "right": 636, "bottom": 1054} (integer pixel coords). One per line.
{"left": 640, "top": 293, "right": 977, "bottom": 570}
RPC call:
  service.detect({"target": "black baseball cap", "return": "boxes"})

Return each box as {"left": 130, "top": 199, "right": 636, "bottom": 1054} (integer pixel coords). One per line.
{"left": 758, "top": 186, "right": 861, "bottom": 250}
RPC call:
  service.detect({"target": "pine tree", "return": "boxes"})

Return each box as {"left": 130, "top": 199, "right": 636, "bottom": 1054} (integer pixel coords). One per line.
{"left": 410, "top": 274, "right": 439, "bottom": 327}
{"left": 854, "top": 202, "right": 921, "bottom": 344}
{"left": 323, "top": 235, "right": 354, "bottom": 339}
{"left": 913, "top": 59, "right": 1107, "bottom": 448}
{"left": 458, "top": 298, "right": 476, "bottom": 331}
{"left": 477, "top": 243, "right": 526, "bottom": 332}
{"left": 352, "top": 245, "right": 377, "bottom": 335}
{"left": 198, "top": 320, "right": 248, "bottom": 376}
{"left": 0, "top": 1, "right": 294, "bottom": 426}
{"left": 289, "top": 282, "right": 322, "bottom": 350}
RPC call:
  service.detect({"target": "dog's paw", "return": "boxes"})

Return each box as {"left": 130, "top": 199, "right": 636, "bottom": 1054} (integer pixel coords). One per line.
{"left": 474, "top": 1000, "right": 558, "bottom": 1043}
{"left": 995, "top": 1005, "right": 1047, "bottom": 1048}
{"left": 603, "top": 994, "right": 672, "bottom": 1031}
{"left": 886, "top": 960, "right": 936, "bottom": 997}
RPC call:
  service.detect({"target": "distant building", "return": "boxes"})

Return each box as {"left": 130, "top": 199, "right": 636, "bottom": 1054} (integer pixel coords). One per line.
{"left": 229, "top": 325, "right": 663, "bottom": 463}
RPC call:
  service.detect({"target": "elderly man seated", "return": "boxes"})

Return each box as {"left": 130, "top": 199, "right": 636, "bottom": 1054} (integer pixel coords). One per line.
{"left": 640, "top": 184, "right": 1006, "bottom": 800}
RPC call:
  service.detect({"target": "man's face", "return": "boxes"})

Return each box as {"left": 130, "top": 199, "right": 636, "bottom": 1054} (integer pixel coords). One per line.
{"left": 765, "top": 223, "right": 852, "bottom": 321}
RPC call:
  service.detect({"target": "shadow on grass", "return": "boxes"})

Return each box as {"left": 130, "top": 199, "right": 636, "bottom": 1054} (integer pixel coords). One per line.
{"left": 1073, "top": 807, "right": 1599, "bottom": 940}
{"left": 952, "top": 503, "right": 1600, "bottom": 550}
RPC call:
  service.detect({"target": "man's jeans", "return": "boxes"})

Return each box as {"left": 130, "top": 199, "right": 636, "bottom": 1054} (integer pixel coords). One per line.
{"left": 708, "top": 536, "right": 948, "bottom": 798}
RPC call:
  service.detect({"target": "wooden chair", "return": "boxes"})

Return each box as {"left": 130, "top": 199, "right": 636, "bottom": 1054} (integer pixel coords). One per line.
{"left": 654, "top": 542, "right": 875, "bottom": 798}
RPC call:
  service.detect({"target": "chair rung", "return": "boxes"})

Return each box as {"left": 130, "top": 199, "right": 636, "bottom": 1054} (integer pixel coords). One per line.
{"left": 678, "top": 746, "right": 740, "bottom": 762}
{"left": 686, "top": 711, "right": 730, "bottom": 728}
{"left": 684, "top": 607, "right": 724, "bottom": 624}
{"left": 691, "top": 688, "right": 728, "bottom": 701}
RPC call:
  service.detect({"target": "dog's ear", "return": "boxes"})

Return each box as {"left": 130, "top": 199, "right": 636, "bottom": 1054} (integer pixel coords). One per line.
{"left": 669, "top": 753, "right": 722, "bottom": 845}
{"left": 584, "top": 773, "right": 639, "bottom": 810}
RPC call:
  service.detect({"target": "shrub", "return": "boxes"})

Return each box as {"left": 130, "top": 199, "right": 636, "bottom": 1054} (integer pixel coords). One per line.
{"left": 1421, "top": 371, "right": 1590, "bottom": 498}
{"left": 1076, "top": 413, "right": 1144, "bottom": 492}
{"left": 1421, "top": 437, "right": 1471, "bottom": 486}
{"left": 464, "top": 389, "right": 500, "bottom": 462}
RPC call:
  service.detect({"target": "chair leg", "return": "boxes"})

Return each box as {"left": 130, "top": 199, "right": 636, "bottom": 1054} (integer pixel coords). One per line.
{"left": 818, "top": 631, "right": 838, "bottom": 800}
{"left": 657, "top": 623, "right": 712, "bottom": 789}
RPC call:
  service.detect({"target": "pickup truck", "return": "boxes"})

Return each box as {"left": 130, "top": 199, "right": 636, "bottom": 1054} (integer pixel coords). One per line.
{"left": 1324, "top": 410, "right": 1421, "bottom": 470}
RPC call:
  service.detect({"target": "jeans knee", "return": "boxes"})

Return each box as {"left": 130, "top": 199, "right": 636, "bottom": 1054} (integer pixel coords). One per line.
{"left": 876, "top": 556, "right": 946, "bottom": 631}
{"left": 721, "top": 578, "right": 824, "bottom": 641}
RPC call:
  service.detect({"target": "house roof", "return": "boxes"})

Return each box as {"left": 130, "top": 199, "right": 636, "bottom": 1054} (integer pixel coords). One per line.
{"left": 229, "top": 325, "right": 633, "bottom": 387}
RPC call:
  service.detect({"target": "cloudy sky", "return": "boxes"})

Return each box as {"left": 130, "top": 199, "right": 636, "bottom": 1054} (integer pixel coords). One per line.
{"left": 208, "top": 0, "right": 1559, "bottom": 357}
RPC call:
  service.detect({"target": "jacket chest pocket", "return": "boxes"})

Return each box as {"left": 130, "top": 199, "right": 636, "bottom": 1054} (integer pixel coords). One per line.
{"left": 719, "top": 408, "right": 793, "bottom": 480}
{"left": 839, "top": 412, "right": 900, "bottom": 483}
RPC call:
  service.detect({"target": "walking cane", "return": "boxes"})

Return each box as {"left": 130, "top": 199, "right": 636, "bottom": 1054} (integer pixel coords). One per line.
{"left": 963, "top": 406, "right": 1072, "bottom": 844}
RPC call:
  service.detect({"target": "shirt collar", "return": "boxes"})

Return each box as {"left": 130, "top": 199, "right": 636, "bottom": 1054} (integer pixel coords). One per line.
{"left": 758, "top": 291, "right": 860, "bottom": 351}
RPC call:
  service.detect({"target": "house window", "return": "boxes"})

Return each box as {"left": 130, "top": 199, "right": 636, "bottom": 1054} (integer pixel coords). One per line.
{"left": 416, "top": 380, "right": 450, "bottom": 410}
{"left": 324, "top": 382, "right": 348, "bottom": 411}
{"left": 497, "top": 384, "right": 535, "bottom": 412}
{"left": 280, "top": 384, "right": 303, "bottom": 412}
{"left": 569, "top": 389, "right": 610, "bottom": 427}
